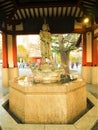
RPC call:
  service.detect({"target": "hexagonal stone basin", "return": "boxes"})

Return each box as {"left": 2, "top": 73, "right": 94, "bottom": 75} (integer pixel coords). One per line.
{"left": 9, "top": 78, "right": 87, "bottom": 124}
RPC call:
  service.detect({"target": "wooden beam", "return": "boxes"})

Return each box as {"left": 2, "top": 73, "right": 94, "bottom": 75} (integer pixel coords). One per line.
{"left": 17, "top": 2, "right": 79, "bottom": 9}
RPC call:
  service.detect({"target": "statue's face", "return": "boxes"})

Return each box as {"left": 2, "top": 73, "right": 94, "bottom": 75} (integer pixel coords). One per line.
{"left": 42, "top": 24, "right": 49, "bottom": 31}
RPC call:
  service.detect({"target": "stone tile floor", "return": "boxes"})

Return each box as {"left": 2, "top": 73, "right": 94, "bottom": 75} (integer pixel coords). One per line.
{"left": 0, "top": 66, "right": 98, "bottom": 130}
{"left": 86, "top": 84, "right": 98, "bottom": 130}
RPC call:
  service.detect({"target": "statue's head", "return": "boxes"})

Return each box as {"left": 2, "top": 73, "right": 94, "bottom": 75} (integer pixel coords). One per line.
{"left": 42, "top": 24, "right": 50, "bottom": 31}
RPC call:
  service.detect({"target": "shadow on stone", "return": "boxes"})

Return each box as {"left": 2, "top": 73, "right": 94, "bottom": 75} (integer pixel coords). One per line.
{"left": 91, "top": 121, "right": 98, "bottom": 130}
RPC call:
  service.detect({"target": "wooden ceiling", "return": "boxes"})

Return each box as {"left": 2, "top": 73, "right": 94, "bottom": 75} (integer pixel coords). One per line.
{"left": 0, "top": 0, "right": 97, "bottom": 25}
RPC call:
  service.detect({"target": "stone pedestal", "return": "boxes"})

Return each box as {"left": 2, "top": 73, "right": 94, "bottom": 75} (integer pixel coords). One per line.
{"left": 9, "top": 78, "right": 87, "bottom": 124}
{"left": 8, "top": 67, "right": 18, "bottom": 81}
{"left": 82, "top": 66, "right": 92, "bottom": 83}
{"left": 82, "top": 66, "right": 98, "bottom": 84}
{"left": 92, "top": 67, "right": 98, "bottom": 84}
{"left": 2, "top": 68, "right": 9, "bottom": 87}
{"left": 2, "top": 67, "right": 18, "bottom": 87}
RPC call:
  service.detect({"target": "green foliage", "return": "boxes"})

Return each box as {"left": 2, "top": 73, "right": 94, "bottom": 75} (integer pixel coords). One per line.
{"left": 52, "top": 46, "right": 60, "bottom": 53}
{"left": 69, "top": 50, "right": 82, "bottom": 63}
{"left": 17, "top": 45, "right": 28, "bottom": 62}
{"left": 51, "top": 35, "right": 58, "bottom": 42}
{"left": 56, "top": 53, "right": 61, "bottom": 63}
{"left": 51, "top": 34, "right": 81, "bottom": 68}
{"left": 51, "top": 33, "right": 80, "bottom": 54}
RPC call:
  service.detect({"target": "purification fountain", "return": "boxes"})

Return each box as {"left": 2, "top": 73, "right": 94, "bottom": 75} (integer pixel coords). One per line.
{"left": 9, "top": 24, "right": 87, "bottom": 124}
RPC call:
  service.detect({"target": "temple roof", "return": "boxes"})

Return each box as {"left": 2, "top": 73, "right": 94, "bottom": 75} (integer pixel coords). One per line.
{"left": 0, "top": 0, "right": 97, "bottom": 25}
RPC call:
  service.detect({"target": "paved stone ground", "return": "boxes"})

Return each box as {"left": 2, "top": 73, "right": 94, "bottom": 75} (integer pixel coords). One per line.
{"left": 86, "top": 84, "right": 98, "bottom": 130}
{"left": 86, "top": 84, "right": 98, "bottom": 99}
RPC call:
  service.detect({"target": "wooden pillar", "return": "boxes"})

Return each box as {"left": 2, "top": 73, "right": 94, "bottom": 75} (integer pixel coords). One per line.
{"left": 2, "top": 32, "right": 8, "bottom": 68}
{"left": 91, "top": 27, "right": 98, "bottom": 84}
{"left": 85, "top": 31, "right": 93, "bottom": 66}
{"left": 82, "top": 31, "right": 93, "bottom": 83}
{"left": 7, "top": 34, "right": 18, "bottom": 82}
{"left": 93, "top": 39, "right": 98, "bottom": 66}
{"left": 2, "top": 33, "right": 18, "bottom": 87}
{"left": 12, "top": 35, "right": 17, "bottom": 67}
{"left": 82, "top": 26, "right": 98, "bottom": 84}
{"left": 2, "top": 32, "right": 9, "bottom": 87}
{"left": 82, "top": 33, "right": 86, "bottom": 66}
